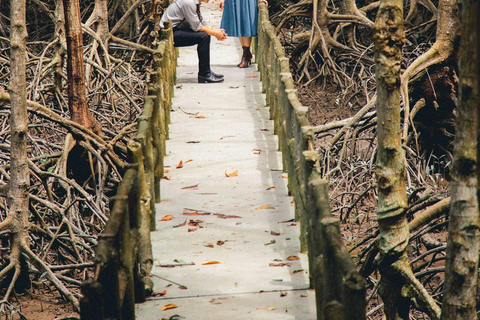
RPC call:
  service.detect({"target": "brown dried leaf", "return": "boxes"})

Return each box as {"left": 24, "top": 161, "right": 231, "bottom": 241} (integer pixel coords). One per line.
{"left": 215, "top": 213, "right": 242, "bottom": 219}
{"left": 176, "top": 160, "right": 183, "bottom": 169}
{"left": 269, "top": 262, "right": 290, "bottom": 267}
{"left": 160, "top": 215, "right": 174, "bottom": 221}
{"left": 202, "top": 261, "right": 221, "bottom": 265}
{"left": 181, "top": 184, "right": 199, "bottom": 190}
{"left": 286, "top": 256, "right": 300, "bottom": 261}
{"left": 183, "top": 208, "right": 211, "bottom": 216}
{"left": 173, "top": 219, "right": 187, "bottom": 228}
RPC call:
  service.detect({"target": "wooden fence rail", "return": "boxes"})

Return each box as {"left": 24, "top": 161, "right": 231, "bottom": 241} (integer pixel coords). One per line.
{"left": 255, "top": 4, "right": 367, "bottom": 319}
{"left": 80, "top": 21, "right": 176, "bottom": 320}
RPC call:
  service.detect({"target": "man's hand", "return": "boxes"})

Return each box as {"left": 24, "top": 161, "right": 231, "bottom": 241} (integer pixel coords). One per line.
{"left": 199, "top": 26, "right": 228, "bottom": 40}
{"left": 214, "top": 29, "right": 227, "bottom": 40}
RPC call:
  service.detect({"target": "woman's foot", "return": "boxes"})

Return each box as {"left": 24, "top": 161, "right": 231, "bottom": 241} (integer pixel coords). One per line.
{"left": 238, "top": 46, "right": 252, "bottom": 68}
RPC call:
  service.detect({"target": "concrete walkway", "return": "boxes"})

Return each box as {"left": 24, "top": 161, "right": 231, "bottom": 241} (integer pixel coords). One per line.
{"left": 136, "top": 3, "right": 316, "bottom": 319}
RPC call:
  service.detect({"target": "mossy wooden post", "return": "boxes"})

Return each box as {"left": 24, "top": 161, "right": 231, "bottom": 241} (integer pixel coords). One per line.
{"left": 308, "top": 179, "right": 329, "bottom": 320}
{"left": 128, "top": 140, "right": 154, "bottom": 297}
{"left": 147, "top": 87, "right": 164, "bottom": 203}
{"left": 301, "top": 150, "right": 319, "bottom": 254}
{"left": 161, "top": 21, "right": 174, "bottom": 127}
{"left": 116, "top": 169, "right": 137, "bottom": 319}
{"left": 96, "top": 237, "right": 120, "bottom": 318}
{"left": 135, "top": 98, "right": 156, "bottom": 231}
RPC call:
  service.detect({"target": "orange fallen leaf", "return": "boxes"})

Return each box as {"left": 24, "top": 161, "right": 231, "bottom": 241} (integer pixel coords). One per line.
{"left": 266, "top": 186, "right": 275, "bottom": 190}
{"left": 246, "top": 75, "right": 258, "bottom": 78}
{"left": 256, "top": 204, "right": 273, "bottom": 210}
{"left": 225, "top": 170, "right": 238, "bottom": 177}
{"left": 252, "top": 148, "right": 262, "bottom": 151}
{"left": 162, "top": 176, "right": 171, "bottom": 180}
{"left": 185, "top": 159, "right": 194, "bottom": 163}
{"left": 164, "top": 169, "right": 169, "bottom": 173}
{"left": 161, "top": 304, "right": 178, "bottom": 311}
{"left": 176, "top": 160, "right": 183, "bottom": 169}
{"left": 188, "top": 227, "right": 198, "bottom": 232}
{"left": 202, "top": 261, "right": 221, "bottom": 265}
{"left": 286, "top": 256, "right": 300, "bottom": 261}
{"left": 268, "top": 307, "right": 275, "bottom": 311}
{"left": 195, "top": 115, "right": 207, "bottom": 119}
{"left": 160, "top": 215, "right": 174, "bottom": 221}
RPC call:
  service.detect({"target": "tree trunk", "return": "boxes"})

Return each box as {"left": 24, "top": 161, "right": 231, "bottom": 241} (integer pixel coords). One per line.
{"left": 373, "top": 1, "right": 410, "bottom": 319}
{"left": 53, "top": 0, "right": 67, "bottom": 96}
{"left": 6, "top": 0, "right": 30, "bottom": 298}
{"left": 441, "top": 0, "right": 479, "bottom": 318}
{"left": 62, "top": 0, "right": 100, "bottom": 133}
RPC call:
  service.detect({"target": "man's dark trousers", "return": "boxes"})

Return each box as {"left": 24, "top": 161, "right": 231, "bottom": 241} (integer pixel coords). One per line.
{"left": 173, "top": 28, "right": 210, "bottom": 76}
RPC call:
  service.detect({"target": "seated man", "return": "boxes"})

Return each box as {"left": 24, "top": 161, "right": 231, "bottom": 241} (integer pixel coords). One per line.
{"left": 160, "top": 0, "right": 227, "bottom": 83}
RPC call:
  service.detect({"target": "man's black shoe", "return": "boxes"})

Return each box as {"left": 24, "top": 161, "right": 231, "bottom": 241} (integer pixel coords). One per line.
{"left": 211, "top": 70, "right": 224, "bottom": 78}
{"left": 198, "top": 72, "right": 224, "bottom": 83}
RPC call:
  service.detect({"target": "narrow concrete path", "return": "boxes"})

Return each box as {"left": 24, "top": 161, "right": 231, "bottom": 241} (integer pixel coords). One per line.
{"left": 136, "top": 4, "right": 316, "bottom": 319}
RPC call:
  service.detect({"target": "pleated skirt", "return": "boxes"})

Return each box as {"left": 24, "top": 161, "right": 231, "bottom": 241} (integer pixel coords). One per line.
{"left": 220, "top": 0, "right": 258, "bottom": 37}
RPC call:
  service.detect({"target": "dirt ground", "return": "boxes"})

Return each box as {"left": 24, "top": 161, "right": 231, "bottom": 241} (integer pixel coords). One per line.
{"left": 2, "top": 291, "right": 77, "bottom": 320}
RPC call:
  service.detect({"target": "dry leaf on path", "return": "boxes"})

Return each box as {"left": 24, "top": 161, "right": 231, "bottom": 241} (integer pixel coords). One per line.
{"left": 246, "top": 75, "right": 258, "bottom": 78}
{"left": 286, "top": 256, "right": 300, "bottom": 261}
{"left": 176, "top": 160, "right": 183, "bottom": 169}
{"left": 225, "top": 169, "right": 238, "bottom": 177}
{"left": 173, "top": 219, "right": 187, "bottom": 228}
{"left": 202, "top": 261, "right": 221, "bottom": 265}
{"left": 214, "top": 213, "right": 241, "bottom": 219}
{"left": 161, "top": 304, "right": 178, "bottom": 311}
{"left": 160, "top": 215, "right": 174, "bottom": 221}
{"left": 269, "top": 262, "right": 291, "bottom": 267}
{"left": 181, "top": 184, "right": 199, "bottom": 190}
{"left": 185, "top": 159, "right": 194, "bottom": 163}
{"left": 256, "top": 204, "right": 273, "bottom": 210}
{"left": 182, "top": 208, "right": 211, "bottom": 216}
{"left": 195, "top": 115, "right": 207, "bottom": 119}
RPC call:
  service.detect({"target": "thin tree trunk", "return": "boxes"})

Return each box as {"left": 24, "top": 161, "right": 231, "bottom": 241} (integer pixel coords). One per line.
{"left": 441, "top": 0, "right": 479, "bottom": 318}
{"left": 5, "top": 0, "right": 30, "bottom": 300}
{"left": 373, "top": 1, "right": 410, "bottom": 319}
{"left": 62, "top": 0, "right": 100, "bottom": 133}
{"left": 53, "top": 0, "right": 66, "bottom": 96}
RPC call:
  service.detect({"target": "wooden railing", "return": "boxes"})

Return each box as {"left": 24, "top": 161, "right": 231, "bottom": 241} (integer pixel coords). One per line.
{"left": 79, "top": 21, "right": 176, "bottom": 320}
{"left": 255, "top": 4, "right": 367, "bottom": 319}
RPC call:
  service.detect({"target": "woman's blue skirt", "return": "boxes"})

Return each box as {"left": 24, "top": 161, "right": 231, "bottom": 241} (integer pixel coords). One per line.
{"left": 220, "top": 0, "right": 258, "bottom": 37}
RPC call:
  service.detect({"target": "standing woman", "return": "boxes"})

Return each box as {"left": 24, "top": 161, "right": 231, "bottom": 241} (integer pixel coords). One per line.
{"left": 219, "top": 0, "right": 263, "bottom": 68}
